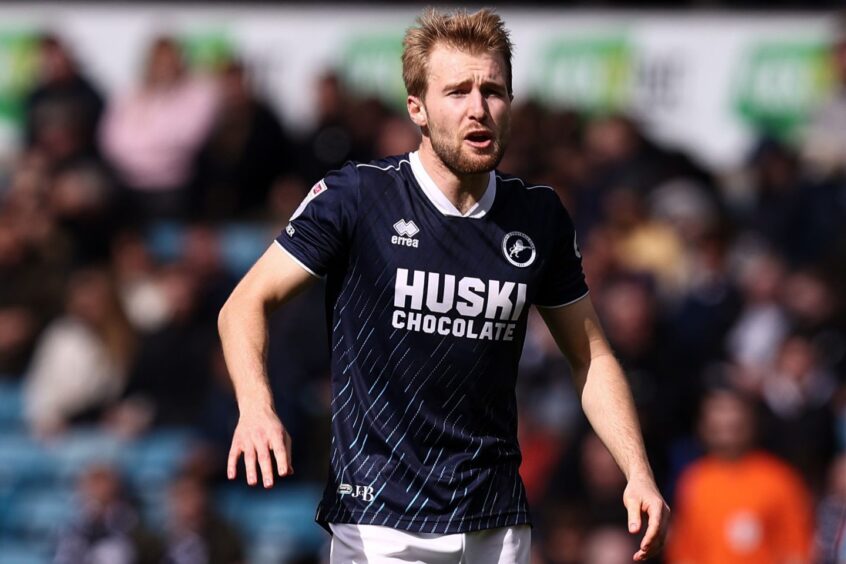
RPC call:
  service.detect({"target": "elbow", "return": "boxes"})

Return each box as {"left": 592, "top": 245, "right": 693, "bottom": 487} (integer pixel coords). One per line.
{"left": 217, "top": 297, "right": 234, "bottom": 337}
{"left": 217, "top": 289, "right": 268, "bottom": 338}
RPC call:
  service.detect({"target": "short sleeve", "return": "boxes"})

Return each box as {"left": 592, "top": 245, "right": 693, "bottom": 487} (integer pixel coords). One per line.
{"left": 534, "top": 196, "right": 589, "bottom": 307}
{"left": 275, "top": 163, "right": 359, "bottom": 277}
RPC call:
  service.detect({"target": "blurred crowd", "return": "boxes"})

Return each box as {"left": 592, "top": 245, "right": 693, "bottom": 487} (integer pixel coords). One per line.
{"left": 1, "top": 28, "right": 846, "bottom": 564}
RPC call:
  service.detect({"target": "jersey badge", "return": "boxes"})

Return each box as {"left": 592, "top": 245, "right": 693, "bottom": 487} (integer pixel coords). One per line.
{"left": 502, "top": 231, "right": 536, "bottom": 267}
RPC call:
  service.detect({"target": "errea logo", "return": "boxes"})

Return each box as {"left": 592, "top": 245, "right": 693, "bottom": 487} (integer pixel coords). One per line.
{"left": 392, "top": 219, "right": 419, "bottom": 248}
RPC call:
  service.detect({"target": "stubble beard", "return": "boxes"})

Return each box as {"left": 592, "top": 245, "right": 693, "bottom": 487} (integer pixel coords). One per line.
{"left": 428, "top": 122, "right": 509, "bottom": 176}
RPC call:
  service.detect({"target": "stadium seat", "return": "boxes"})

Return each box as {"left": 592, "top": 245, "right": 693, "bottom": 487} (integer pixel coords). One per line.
{"left": 0, "top": 538, "right": 53, "bottom": 564}
{"left": 219, "top": 223, "right": 274, "bottom": 276}
{"left": 0, "top": 379, "right": 24, "bottom": 429}
{"left": 216, "top": 484, "right": 326, "bottom": 561}
{"left": 51, "top": 428, "right": 125, "bottom": 484}
{"left": 145, "top": 221, "right": 185, "bottom": 263}
{"left": 0, "top": 431, "right": 55, "bottom": 486}
{"left": 250, "top": 536, "right": 298, "bottom": 564}
{"left": 1, "top": 486, "right": 74, "bottom": 538}
{"left": 125, "top": 428, "right": 197, "bottom": 485}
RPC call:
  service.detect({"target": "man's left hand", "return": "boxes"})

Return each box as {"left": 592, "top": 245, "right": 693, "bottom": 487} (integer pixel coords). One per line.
{"left": 622, "top": 475, "right": 670, "bottom": 561}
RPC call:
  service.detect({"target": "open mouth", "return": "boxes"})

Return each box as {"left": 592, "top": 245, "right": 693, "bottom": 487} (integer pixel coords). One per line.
{"left": 465, "top": 130, "right": 494, "bottom": 148}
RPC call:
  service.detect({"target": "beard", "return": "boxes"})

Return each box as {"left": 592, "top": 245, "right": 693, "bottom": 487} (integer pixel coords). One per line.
{"left": 427, "top": 120, "right": 509, "bottom": 175}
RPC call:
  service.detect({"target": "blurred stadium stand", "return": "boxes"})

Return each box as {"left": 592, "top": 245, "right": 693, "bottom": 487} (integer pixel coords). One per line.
{"left": 0, "top": 390, "right": 323, "bottom": 563}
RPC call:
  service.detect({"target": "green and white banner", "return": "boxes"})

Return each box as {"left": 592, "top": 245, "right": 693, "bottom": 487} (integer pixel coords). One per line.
{"left": 535, "top": 34, "right": 633, "bottom": 112}
{"left": 0, "top": 31, "right": 38, "bottom": 119}
{"left": 0, "top": 5, "right": 836, "bottom": 168}
{"left": 733, "top": 40, "right": 833, "bottom": 138}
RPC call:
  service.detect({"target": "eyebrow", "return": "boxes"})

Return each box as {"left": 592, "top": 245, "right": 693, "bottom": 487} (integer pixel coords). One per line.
{"left": 442, "top": 79, "right": 472, "bottom": 92}
{"left": 442, "top": 79, "right": 506, "bottom": 92}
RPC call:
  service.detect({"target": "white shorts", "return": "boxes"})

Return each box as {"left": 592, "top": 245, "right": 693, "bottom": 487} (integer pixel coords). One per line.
{"left": 329, "top": 523, "right": 531, "bottom": 564}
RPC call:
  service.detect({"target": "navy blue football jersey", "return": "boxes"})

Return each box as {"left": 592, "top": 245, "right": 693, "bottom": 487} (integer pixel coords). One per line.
{"left": 275, "top": 151, "right": 588, "bottom": 534}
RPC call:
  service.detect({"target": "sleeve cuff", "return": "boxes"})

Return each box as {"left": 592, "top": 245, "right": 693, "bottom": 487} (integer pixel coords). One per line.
{"left": 534, "top": 290, "right": 590, "bottom": 309}
{"left": 273, "top": 239, "right": 324, "bottom": 279}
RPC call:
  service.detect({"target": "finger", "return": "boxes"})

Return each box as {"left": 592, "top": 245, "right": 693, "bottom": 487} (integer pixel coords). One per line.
{"left": 227, "top": 442, "right": 242, "bottom": 480}
{"left": 625, "top": 497, "right": 642, "bottom": 534}
{"left": 640, "top": 502, "right": 664, "bottom": 553}
{"left": 244, "top": 446, "right": 258, "bottom": 486}
{"left": 283, "top": 430, "right": 294, "bottom": 475}
{"left": 257, "top": 442, "right": 274, "bottom": 488}
{"left": 633, "top": 548, "right": 647, "bottom": 561}
{"left": 271, "top": 431, "right": 289, "bottom": 476}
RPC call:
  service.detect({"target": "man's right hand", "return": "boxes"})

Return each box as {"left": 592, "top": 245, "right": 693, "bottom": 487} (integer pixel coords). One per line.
{"left": 227, "top": 407, "right": 293, "bottom": 488}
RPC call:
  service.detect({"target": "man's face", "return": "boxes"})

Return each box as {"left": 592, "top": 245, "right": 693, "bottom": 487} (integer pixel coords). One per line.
{"left": 411, "top": 44, "right": 511, "bottom": 174}
{"left": 699, "top": 391, "right": 754, "bottom": 459}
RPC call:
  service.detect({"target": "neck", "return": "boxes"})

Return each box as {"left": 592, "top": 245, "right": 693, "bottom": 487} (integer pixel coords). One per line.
{"left": 417, "top": 141, "right": 490, "bottom": 215}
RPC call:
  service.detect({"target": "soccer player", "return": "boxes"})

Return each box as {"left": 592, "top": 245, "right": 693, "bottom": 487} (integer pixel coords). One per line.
{"left": 218, "top": 8, "right": 669, "bottom": 563}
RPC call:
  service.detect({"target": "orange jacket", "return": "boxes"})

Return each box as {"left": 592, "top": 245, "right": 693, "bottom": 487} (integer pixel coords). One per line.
{"left": 666, "top": 451, "right": 813, "bottom": 564}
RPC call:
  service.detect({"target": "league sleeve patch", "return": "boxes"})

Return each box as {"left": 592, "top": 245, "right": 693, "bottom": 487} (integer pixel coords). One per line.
{"left": 289, "top": 180, "right": 328, "bottom": 222}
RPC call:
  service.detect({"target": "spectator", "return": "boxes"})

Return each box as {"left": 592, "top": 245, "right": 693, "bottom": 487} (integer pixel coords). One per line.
{"left": 538, "top": 505, "right": 588, "bottom": 564}
{"left": 47, "top": 160, "right": 118, "bottom": 262}
{"left": 162, "top": 474, "right": 244, "bottom": 564}
{"left": 24, "top": 267, "right": 135, "bottom": 438}
{"left": 192, "top": 60, "right": 294, "bottom": 220}
{"left": 110, "top": 229, "right": 170, "bottom": 333}
{"left": 802, "top": 24, "right": 846, "bottom": 176}
{"left": 666, "top": 387, "right": 814, "bottom": 563}
{"left": 578, "top": 433, "right": 629, "bottom": 528}
{"left": 597, "top": 276, "right": 679, "bottom": 469}
{"left": 54, "top": 464, "right": 163, "bottom": 564}
{"left": 582, "top": 527, "right": 639, "bottom": 564}
{"left": 517, "top": 311, "right": 581, "bottom": 504}
{"left": 297, "top": 71, "right": 353, "bottom": 182}
{"left": 266, "top": 174, "right": 310, "bottom": 224}
{"left": 108, "top": 263, "right": 214, "bottom": 436}
{"left": 816, "top": 454, "right": 846, "bottom": 563}
{"left": 24, "top": 33, "right": 104, "bottom": 168}
{"left": 180, "top": 223, "right": 236, "bottom": 325}
{"left": 667, "top": 227, "right": 741, "bottom": 389}
{"left": 264, "top": 279, "right": 332, "bottom": 481}
{"left": 545, "top": 432, "right": 630, "bottom": 531}
{"left": 100, "top": 36, "right": 218, "bottom": 220}
{"left": 762, "top": 333, "right": 837, "bottom": 492}
{"left": 577, "top": 115, "right": 658, "bottom": 235}
{"left": 0, "top": 213, "right": 65, "bottom": 375}
{"left": 741, "top": 140, "right": 807, "bottom": 259}
{"left": 782, "top": 267, "right": 846, "bottom": 375}
{"left": 726, "top": 250, "right": 790, "bottom": 392}
{"left": 601, "top": 185, "right": 687, "bottom": 296}
{"left": 344, "top": 96, "right": 391, "bottom": 163}
{"left": 374, "top": 114, "right": 421, "bottom": 159}
{"left": 195, "top": 344, "right": 241, "bottom": 480}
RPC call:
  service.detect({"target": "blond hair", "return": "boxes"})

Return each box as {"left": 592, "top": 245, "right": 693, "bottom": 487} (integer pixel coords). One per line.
{"left": 402, "top": 7, "right": 514, "bottom": 99}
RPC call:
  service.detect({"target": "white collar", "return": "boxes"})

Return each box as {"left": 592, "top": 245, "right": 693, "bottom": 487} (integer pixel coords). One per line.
{"left": 409, "top": 151, "right": 496, "bottom": 218}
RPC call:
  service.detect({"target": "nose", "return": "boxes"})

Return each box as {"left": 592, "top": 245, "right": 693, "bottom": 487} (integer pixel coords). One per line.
{"left": 467, "top": 88, "right": 487, "bottom": 120}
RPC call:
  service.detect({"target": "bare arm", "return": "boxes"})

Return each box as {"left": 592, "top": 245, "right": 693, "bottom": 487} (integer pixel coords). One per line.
{"left": 539, "top": 296, "right": 670, "bottom": 561}
{"left": 218, "top": 243, "right": 315, "bottom": 487}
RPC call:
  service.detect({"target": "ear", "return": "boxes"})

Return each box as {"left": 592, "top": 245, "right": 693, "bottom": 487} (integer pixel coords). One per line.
{"left": 407, "top": 95, "right": 428, "bottom": 128}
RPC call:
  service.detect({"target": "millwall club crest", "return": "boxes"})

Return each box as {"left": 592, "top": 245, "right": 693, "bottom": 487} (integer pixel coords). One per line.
{"left": 502, "top": 231, "right": 536, "bottom": 268}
